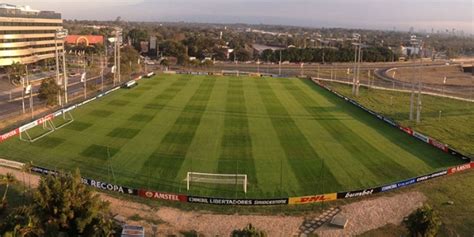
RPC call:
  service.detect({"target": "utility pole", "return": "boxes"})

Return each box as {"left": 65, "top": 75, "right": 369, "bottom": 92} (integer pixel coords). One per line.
{"left": 100, "top": 54, "right": 104, "bottom": 91}
{"left": 83, "top": 54, "right": 87, "bottom": 99}
{"left": 55, "top": 31, "right": 62, "bottom": 106}
{"left": 356, "top": 43, "right": 362, "bottom": 96}
{"left": 21, "top": 73, "right": 25, "bottom": 114}
{"left": 26, "top": 65, "right": 33, "bottom": 119}
{"left": 278, "top": 50, "right": 282, "bottom": 76}
{"left": 416, "top": 49, "right": 424, "bottom": 124}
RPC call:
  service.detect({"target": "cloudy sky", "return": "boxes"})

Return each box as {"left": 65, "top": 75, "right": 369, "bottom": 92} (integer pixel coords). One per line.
{"left": 7, "top": 0, "right": 474, "bottom": 33}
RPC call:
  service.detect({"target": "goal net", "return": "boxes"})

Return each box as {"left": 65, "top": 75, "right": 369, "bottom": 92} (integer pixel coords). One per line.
{"left": 19, "top": 111, "right": 74, "bottom": 143}
{"left": 19, "top": 119, "right": 55, "bottom": 143}
{"left": 51, "top": 110, "right": 74, "bottom": 130}
{"left": 186, "top": 172, "right": 248, "bottom": 193}
{"left": 221, "top": 70, "right": 240, "bottom": 76}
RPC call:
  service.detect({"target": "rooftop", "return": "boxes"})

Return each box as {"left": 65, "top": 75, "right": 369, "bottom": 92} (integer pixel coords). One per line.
{"left": 0, "top": 3, "right": 61, "bottom": 19}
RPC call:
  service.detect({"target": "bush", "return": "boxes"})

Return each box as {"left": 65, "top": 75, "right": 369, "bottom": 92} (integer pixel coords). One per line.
{"left": 231, "top": 224, "right": 266, "bottom": 237}
{"left": 404, "top": 204, "right": 441, "bottom": 237}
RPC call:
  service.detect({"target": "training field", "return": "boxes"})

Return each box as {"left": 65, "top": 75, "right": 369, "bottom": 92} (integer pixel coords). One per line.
{"left": 0, "top": 74, "right": 462, "bottom": 198}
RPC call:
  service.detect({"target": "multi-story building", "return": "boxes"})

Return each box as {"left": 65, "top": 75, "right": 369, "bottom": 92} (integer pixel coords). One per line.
{"left": 0, "top": 4, "right": 63, "bottom": 66}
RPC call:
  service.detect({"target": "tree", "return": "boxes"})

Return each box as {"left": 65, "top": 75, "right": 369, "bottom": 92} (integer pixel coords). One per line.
{"left": 1, "top": 173, "right": 16, "bottom": 209}
{"left": 232, "top": 224, "right": 266, "bottom": 237}
{"left": 404, "top": 204, "right": 441, "bottom": 237}
{"left": 120, "top": 46, "right": 141, "bottom": 79}
{"left": 5, "top": 62, "right": 25, "bottom": 84}
{"left": 37, "top": 78, "right": 61, "bottom": 106}
{"left": 0, "top": 170, "right": 118, "bottom": 236}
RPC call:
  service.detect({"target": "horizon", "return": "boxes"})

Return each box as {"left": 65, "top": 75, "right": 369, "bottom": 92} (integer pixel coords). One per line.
{"left": 4, "top": 0, "right": 474, "bottom": 34}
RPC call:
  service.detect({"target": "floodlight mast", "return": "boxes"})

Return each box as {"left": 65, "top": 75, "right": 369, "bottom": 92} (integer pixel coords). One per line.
{"left": 55, "top": 29, "right": 68, "bottom": 105}
{"left": 352, "top": 33, "right": 361, "bottom": 96}
{"left": 113, "top": 28, "right": 123, "bottom": 85}
{"left": 409, "top": 35, "right": 419, "bottom": 121}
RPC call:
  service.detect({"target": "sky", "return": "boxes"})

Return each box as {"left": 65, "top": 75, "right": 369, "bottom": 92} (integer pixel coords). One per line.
{"left": 6, "top": 0, "right": 474, "bottom": 33}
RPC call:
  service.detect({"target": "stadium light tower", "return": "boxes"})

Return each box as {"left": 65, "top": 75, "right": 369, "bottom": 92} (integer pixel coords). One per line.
{"left": 415, "top": 40, "right": 425, "bottom": 124}
{"left": 409, "top": 35, "right": 419, "bottom": 121}
{"left": 55, "top": 29, "right": 68, "bottom": 105}
{"left": 351, "top": 33, "right": 362, "bottom": 96}
{"left": 113, "top": 28, "right": 123, "bottom": 85}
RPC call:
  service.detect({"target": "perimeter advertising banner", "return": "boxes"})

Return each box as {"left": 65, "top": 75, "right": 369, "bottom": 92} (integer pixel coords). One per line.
{"left": 429, "top": 138, "right": 448, "bottom": 152}
{"left": 82, "top": 177, "right": 137, "bottom": 195}
{"left": 31, "top": 166, "right": 138, "bottom": 196}
{"left": 138, "top": 189, "right": 187, "bottom": 202}
{"left": 337, "top": 187, "right": 381, "bottom": 199}
{"left": 187, "top": 196, "right": 288, "bottom": 205}
{"left": 288, "top": 193, "right": 337, "bottom": 205}
{"left": 447, "top": 163, "right": 472, "bottom": 175}
{"left": 0, "top": 128, "right": 19, "bottom": 143}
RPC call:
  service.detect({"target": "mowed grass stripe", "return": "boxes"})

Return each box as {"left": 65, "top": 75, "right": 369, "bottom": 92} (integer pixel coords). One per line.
{"left": 257, "top": 79, "right": 343, "bottom": 194}
{"left": 245, "top": 78, "right": 303, "bottom": 196}
{"left": 217, "top": 79, "right": 258, "bottom": 189}
{"left": 141, "top": 78, "right": 216, "bottom": 191}
{"left": 278, "top": 79, "right": 417, "bottom": 182}
{"left": 175, "top": 78, "right": 228, "bottom": 186}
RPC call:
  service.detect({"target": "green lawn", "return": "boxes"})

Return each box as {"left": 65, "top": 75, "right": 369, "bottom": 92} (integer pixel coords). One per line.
{"left": 0, "top": 75, "right": 462, "bottom": 198}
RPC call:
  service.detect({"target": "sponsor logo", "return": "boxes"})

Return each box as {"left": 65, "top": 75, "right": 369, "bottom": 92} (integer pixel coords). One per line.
{"left": 383, "top": 118, "right": 397, "bottom": 127}
{"left": 81, "top": 178, "right": 135, "bottom": 195}
{"left": 429, "top": 138, "right": 448, "bottom": 152}
{"left": 37, "top": 114, "right": 53, "bottom": 125}
{"left": 63, "top": 105, "right": 76, "bottom": 113}
{"left": 0, "top": 129, "right": 19, "bottom": 142}
{"left": 288, "top": 193, "right": 337, "bottom": 205}
{"left": 448, "top": 163, "right": 472, "bottom": 175}
{"left": 381, "top": 183, "right": 398, "bottom": 192}
{"left": 187, "top": 197, "right": 288, "bottom": 205}
{"left": 416, "top": 170, "right": 448, "bottom": 182}
{"left": 19, "top": 121, "right": 38, "bottom": 132}
{"left": 413, "top": 131, "right": 429, "bottom": 143}
{"left": 342, "top": 189, "right": 376, "bottom": 199}
{"left": 53, "top": 110, "right": 63, "bottom": 117}
{"left": 399, "top": 126, "right": 413, "bottom": 135}
{"left": 31, "top": 166, "right": 59, "bottom": 176}
{"left": 138, "top": 190, "right": 186, "bottom": 202}
{"left": 382, "top": 178, "right": 417, "bottom": 192}
{"left": 397, "top": 178, "right": 417, "bottom": 188}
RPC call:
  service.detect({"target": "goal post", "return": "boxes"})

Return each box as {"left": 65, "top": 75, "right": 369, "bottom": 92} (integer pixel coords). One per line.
{"left": 221, "top": 70, "right": 240, "bottom": 77}
{"left": 19, "top": 119, "right": 55, "bottom": 143}
{"left": 51, "top": 110, "right": 74, "bottom": 130}
{"left": 186, "top": 172, "right": 247, "bottom": 193}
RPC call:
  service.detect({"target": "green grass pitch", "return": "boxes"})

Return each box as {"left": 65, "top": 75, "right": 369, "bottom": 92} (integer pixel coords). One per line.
{"left": 0, "top": 74, "right": 462, "bottom": 198}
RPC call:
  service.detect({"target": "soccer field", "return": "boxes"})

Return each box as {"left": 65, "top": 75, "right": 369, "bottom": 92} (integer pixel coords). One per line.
{"left": 0, "top": 74, "right": 462, "bottom": 198}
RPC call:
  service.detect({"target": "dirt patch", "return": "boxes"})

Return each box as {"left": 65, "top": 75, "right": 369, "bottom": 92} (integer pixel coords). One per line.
{"left": 1, "top": 166, "right": 426, "bottom": 236}
{"left": 315, "top": 192, "right": 426, "bottom": 237}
